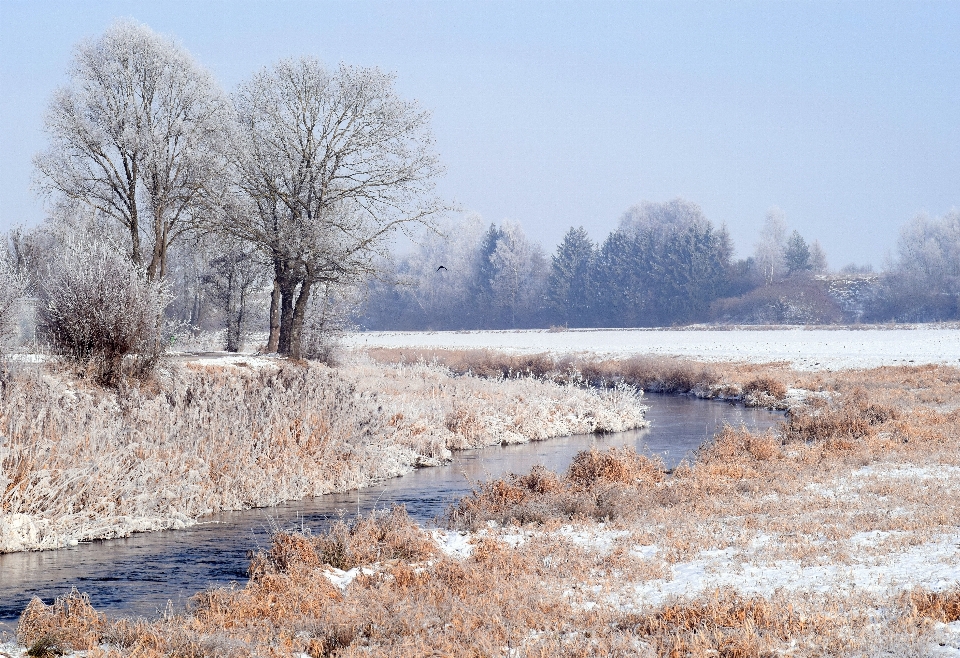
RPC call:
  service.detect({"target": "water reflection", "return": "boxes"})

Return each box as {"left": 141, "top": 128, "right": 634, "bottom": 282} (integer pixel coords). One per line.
{"left": 0, "top": 395, "right": 781, "bottom": 628}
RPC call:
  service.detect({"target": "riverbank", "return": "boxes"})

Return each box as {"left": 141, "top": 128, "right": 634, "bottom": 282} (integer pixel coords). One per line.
{"left": 0, "top": 356, "right": 647, "bottom": 553}
{"left": 5, "top": 347, "right": 960, "bottom": 655}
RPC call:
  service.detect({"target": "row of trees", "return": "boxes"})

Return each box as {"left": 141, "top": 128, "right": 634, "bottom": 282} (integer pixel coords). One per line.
{"left": 360, "top": 202, "right": 960, "bottom": 330}
{"left": 21, "top": 19, "right": 444, "bottom": 367}
{"left": 361, "top": 199, "right": 834, "bottom": 330}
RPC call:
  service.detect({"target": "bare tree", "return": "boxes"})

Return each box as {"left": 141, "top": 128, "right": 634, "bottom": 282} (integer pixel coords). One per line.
{"left": 201, "top": 239, "right": 269, "bottom": 352}
{"left": 229, "top": 58, "right": 446, "bottom": 358}
{"left": 754, "top": 208, "right": 788, "bottom": 284}
{"left": 34, "top": 20, "right": 232, "bottom": 279}
{"left": 0, "top": 246, "right": 25, "bottom": 352}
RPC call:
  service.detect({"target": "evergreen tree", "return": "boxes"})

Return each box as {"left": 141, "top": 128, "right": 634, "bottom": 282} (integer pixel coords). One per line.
{"left": 594, "top": 199, "right": 732, "bottom": 327}
{"left": 784, "top": 230, "right": 812, "bottom": 274}
{"left": 547, "top": 227, "right": 596, "bottom": 326}
{"left": 473, "top": 224, "right": 506, "bottom": 327}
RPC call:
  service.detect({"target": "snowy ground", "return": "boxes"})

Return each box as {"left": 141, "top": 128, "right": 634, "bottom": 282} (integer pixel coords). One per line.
{"left": 346, "top": 326, "right": 960, "bottom": 371}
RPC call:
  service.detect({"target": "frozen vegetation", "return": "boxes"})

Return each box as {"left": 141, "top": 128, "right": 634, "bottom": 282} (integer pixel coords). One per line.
{"left": 0, "top": 356, "right": 646, "bottom": 553}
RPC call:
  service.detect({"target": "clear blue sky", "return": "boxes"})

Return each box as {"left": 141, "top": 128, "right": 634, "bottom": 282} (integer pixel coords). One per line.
{"left": 1, "top": 0, "right": 958, "bottom": 268}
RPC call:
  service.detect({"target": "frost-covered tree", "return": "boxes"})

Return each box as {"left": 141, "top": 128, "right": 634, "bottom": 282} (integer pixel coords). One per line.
{"left": 809, "top": 240, "right": 828, "bottom": 274}
{"left": 201, "top": 240, "right": 269, "bottom": 352}
{"left": 34, "top": 20, "right": 232, "bottom": 279}
{"left": 0, "top": 246, "right": 25, "bottom": 352}
{"left": 754, "top": 208, "right": 788, "bottom": 284}
{"left": 229, "top": 58, "right": 445, "bottom": 358}
{"left": 489, "top": 221, "right": 549, "bottom": 328}
{"left": 547, "top": 226, "right": 596, "bottom": 327}
{"left": 784, "top": 230, "right": 812, "bottom": 274}
{"left": 397, "top": 215, "right": 487, "bottom": 329}
{"left": 877, "top": 210, "right": 960, "bottom": 320}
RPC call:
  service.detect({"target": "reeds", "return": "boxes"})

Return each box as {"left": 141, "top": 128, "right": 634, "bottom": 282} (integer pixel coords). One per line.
{"left": 0, "top": 356, "right": 647, "bottom": 552}
{"left": 366, "top": 348, "right": 794, "bottom": 407}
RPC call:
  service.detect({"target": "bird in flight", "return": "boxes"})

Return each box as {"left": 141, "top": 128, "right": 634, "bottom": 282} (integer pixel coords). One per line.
{"left": 436, "top": 265, "right": 447, "bottom": 272}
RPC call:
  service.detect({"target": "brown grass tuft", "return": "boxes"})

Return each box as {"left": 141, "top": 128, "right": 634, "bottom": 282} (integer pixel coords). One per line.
{"left": 446, "top": 446, "right": 665, "bottom": 529}
{"left": 908, "top": 586, "right": 960, "bottom": 623}
{"left": 252, "top": 506, "right": 437, "bottom": 576}
{"left": 568, "top": 446, "right": 665, "bottom": 487}
{"left": 619, "top": 589, "right": 812, "bottom": 658}
{"left": 698, "top": 426, "right": 781, "bottom": 464}
{"left": 742, "top": 375, "right": 788, "bottom": 401}
{"left": 16, "top": 588, "right": 106, "bottom": 653}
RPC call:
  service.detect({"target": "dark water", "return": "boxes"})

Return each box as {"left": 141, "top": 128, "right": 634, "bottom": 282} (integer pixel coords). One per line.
{"left": 0, "top": 395, "right": 781, "bottom": 630}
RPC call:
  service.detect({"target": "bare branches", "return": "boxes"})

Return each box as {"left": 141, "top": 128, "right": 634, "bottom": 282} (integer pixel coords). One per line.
{"left": 229, "top": 57, "right": 448, "bottom": 357}
{"left": 34, "top": 20, "right": 232, "bottom": 279}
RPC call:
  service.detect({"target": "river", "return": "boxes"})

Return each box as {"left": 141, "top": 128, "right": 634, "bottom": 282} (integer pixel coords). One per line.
{"left": 0, "top": 394, "right": 782, "bottom": 630}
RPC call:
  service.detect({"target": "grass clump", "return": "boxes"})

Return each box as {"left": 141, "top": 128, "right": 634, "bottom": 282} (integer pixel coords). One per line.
{"left": 907, "top": 586, "right": 960, "bottom": 624}
{"left": 446, "top": 446, "right": 665, "bottom": 530}
{"left": 17, "top": 588, "right": 105, "bottom": 654}
{"left": 252, "top": 506, "right": 437, "bottom": 575}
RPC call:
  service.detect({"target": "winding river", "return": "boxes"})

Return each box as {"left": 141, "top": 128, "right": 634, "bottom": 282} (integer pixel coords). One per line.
{"left": 0, "top": 395, "right": 782, "bottom": 630}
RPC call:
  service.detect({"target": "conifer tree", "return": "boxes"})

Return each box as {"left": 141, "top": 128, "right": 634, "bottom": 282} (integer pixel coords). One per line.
{"left": 547, "top": 227, "right": 596, "bottom": 327}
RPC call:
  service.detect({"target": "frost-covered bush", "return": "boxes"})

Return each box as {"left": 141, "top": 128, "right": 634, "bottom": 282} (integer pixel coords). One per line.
{"left": 301, "top": 282, "right": 358, "bottom": 363}
{"left": 0, "top": 249, "right": 25, "bottom": 352}
{"left": 37, "top": 239, "right": 170, "bottom": 384}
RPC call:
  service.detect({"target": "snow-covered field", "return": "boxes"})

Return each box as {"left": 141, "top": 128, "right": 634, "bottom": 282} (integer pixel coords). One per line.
{"left": 347, "top": 326, "right": 960, "bottom": 370}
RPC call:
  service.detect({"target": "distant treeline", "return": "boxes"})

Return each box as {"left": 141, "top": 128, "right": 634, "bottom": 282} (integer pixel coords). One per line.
{"left": 360, "top": 199, "right": 960, "bottom": 330}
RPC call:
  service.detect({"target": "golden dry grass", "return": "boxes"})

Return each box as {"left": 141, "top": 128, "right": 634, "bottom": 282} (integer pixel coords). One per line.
{"left": 0, "top": 356, "right": 647, "bottom": 552}
{"left": 10, "top": 355, "right": 960, "bottom": 656}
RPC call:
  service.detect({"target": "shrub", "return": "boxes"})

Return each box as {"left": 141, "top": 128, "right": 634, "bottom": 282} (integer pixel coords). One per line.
{"left": 36, "top": 239, "right": 170, "bottom": 385}
{"left": 711, "top": 276, "right": 844, "bottom": 324}
{"left": 0, "top": 250, "right": 25, "bottom": 352}
{"left": 742, "top": 375, "right": 788, "bottom": 401}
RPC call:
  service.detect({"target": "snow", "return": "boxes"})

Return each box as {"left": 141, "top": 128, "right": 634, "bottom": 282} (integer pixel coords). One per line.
{"left": 346, "top": 326, "right": 960, "bottom": 371}
{"left": 931, "top": 622, "right": 960, "bottom": 657}
{"left": 431, "top": 529, "right": 475, "bottom": 558}
{"left": 612, "top": 529, "right": 960, "bottom": 608}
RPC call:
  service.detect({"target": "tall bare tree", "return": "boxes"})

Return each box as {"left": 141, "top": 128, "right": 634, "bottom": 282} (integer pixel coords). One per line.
{"left": 34, "top": 20, "right": 232, "bottom": 279}
{"left": 229, "top": 58, "right": 445, "bottom": 357}
{"left": 754, "top": 208, "right": 788, "bottom": 285}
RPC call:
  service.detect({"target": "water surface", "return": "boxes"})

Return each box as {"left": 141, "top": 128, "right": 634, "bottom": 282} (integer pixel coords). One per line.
{"left": 0, "top": 395, "right": 781, "bottom": 629}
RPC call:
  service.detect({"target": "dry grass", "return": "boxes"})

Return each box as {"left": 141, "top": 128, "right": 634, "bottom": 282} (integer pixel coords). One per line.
{"left": 9, "top": 355, "right": 960, "bottom": 655}
{"left": 0, "top": 356, "right": 647, "bottom": 552}
{"left": 445, "top": 447, "right": 665, "bottom": 530}
{"left": 366, "top": 348, "right": 797, "bottom": 407}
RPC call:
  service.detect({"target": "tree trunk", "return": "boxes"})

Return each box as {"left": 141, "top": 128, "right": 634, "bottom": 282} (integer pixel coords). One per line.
{"left": 287, "top": 279, "right": 313, "bottom": 360}
{"left": 225, "top": 271, "right": 240, "bottom": 352}
{"left": 146, "top": 209, "right": 166, "bottom": 280}
{"left": 277, "top": 276, "right": 298, "bottom": 356}
{"left": 267, "top": 278, "right": 281, "bottom": 352}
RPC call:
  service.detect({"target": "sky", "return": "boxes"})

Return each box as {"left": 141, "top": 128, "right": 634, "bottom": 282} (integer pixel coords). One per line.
{"left": 0, "top": 1, "right": 957, "bottom": 269}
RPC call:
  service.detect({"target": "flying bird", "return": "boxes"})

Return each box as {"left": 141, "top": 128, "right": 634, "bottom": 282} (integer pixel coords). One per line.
{"left": 436, "top": 265, "right": 447, "bottom": 272}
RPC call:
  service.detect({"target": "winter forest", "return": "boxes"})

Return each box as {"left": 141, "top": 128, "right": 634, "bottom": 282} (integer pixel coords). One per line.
{"left": 362, "top": 200, "right": 960, "bottom": 331}
{"left": 1, "top": 20, "right": 959, "bottom": 374}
